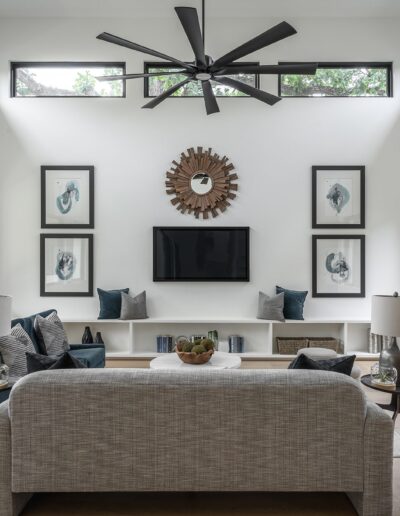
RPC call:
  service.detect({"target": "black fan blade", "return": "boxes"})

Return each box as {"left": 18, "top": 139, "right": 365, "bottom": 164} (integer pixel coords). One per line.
{"left": 142, "top": 78, "right": 192, "bottom": 109}
{"left": 214, "top": 76, "right": 281, "bottom": 106}
{"left": 97, "top": 32, "right": 196, "bottom": 71}
{"left": 201, "top": 80, "right": 220, "bottom": 115}
{"left": 214, "top": 63, "right": 318, "bottom": 75}
{"left": 175, "top": 7, "right": 206, "bottom": 68}
{"left": 211, "top": 21, "right": 297, "bottom": 71}
{"left": 96, "top": 72, "right": 191, "bottom": 81}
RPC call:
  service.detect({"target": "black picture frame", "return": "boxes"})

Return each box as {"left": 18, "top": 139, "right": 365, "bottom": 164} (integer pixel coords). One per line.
{"left": 312, "top": 235, "right": 365, "bottom": 298}
{"left": 40, "top": 234, "right": 94, "bottom": 297}
{"left": 41, "top": 165, "right": 94, "bottom": 229}
{"left": 312, "top": 165, "right": 365, "bottom": 229}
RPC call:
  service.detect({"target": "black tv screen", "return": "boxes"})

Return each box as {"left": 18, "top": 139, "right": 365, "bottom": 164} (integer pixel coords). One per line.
{"left": 153, "top": 227, "right": 249, "bottom": 281}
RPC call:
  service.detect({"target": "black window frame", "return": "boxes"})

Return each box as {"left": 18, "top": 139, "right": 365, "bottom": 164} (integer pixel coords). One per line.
{"left": 144, "top": 61, "right": 260, "bottom": 98}
{"left": 10, "top": 61, "right": 127, "bottom": 98}
{"left": 278, "top": 61, "right": 393, "bottom": 98}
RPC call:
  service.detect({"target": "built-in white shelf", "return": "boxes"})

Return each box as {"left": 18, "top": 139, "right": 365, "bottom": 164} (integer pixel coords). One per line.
{"left": 61, "top": 317, "right": 375, "bottom": 361}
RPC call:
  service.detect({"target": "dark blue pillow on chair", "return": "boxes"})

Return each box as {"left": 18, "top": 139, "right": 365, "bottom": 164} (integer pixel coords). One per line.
{"left": 276, "top": 286, "right": 308, "bottom": 320}
{"left": 97, "top": 288, "right": 129, "bottom": 319}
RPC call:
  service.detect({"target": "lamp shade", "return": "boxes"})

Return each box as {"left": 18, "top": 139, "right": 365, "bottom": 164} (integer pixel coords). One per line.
{"left": 371, "top": 295, "right": 400, "bottom": 337}
{"left": 0, "top": 296, "right": 12, "bottom": 338}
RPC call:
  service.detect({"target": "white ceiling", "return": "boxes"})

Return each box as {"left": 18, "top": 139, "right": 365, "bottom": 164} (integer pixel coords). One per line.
{"left": 0, "top": 0, "right": 400, "bottom": 19}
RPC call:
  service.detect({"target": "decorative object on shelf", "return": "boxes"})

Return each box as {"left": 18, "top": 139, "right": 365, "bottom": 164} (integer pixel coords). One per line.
{"left": 40, "top": 234, "right": 94, "bottom": 297}
{"left": 312, "top": 235, "right": 365, "bottom": 298}
{"left": 276, "top": 286, "right": 308, "bottom": 320}
{"left": 41, "top": 166, "right": 94, "bottom": 229}
{"left": 312, "top": 166, "right": 365, "bottom": 229}
{"left": 0, "top": 295, "right": 12, "bottom": 337}
{"left": 207, "top": 330, "right": 218, "bottom": 351}
{"left": 156, "top": 335, "right": 173, "bottom": 353}
{"left": 191, "top": 334, "right": 206, "bottom": 343}
{"left": 276, "top": 337, "right": 308, "bottom": 355}
{"left": 94, "top": 332, "right": 104, "bottom": 345}
{"left": 0, "top": 353, "right": 9, "bottom": 389}
{"left": 228, "top": 335, "right": 244, "bottom": 353}
{"left": 95, "top": 0, "right": 317, "bottom": 115}
{"left": 368, "top": 329, "right": 391, "bottom": 354}
{"left": 166, "top": 147, "right": 238, "bottom": 219}
{"left": 175, "top": 338, "right": 215, "bottom": 364}
{"left": 371, "top": 293, "right": 400, "bottom": 386}
{"left": 97, "top": 288, "right": 129, "bottom": 319}
{"left": 370, "top": 362, "right": 397, "bottom": 388}
{"left": 82, "top": 326, "right": 94, "bottom": 344}
{"left": 257, "top": 291, "right": 285, "bottom": 321}
{"left": 120, "top": 291, "right": 148, "bottom": 320}
{"left": 308, "top": 338, "right": 340, "bottom": 352}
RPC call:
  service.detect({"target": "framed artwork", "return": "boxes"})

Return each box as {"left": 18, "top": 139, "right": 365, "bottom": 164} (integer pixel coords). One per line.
{"left": 41, "top": 166, "right": 94, "bottom": 228}
{"left": 312, "top": 166, "right": 365, "bottom": 229}
{"left": 312, "top": 235, "right": 365, "bottom": 298}
{"left": 40, "top": 234, "right": 93, "bottom": 297}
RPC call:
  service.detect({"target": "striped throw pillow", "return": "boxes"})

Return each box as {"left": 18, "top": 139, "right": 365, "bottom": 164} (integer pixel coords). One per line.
{"left": 0, "top": 324, "right": 36, "bottom": 378}
{"left": 34, "top": 312, "right": 70, "bottom": 355}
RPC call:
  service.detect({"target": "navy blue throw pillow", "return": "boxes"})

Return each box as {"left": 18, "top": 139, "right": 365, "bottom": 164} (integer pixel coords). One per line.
{"left": 26, "top": 351, "right": 87, "bottom": 373}
{"left": 97, "top": 288, "right": 129, "bottom": 319}
{"left": 276, "top": 286, "right": 308, "bottom": 320}
{"left": 288, "top": 353, "right": 356, "bottom": 376}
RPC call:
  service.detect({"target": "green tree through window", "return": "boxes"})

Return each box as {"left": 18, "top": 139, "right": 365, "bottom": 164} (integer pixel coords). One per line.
{"left": 280, "top": 64, "right": 391, "bottom": 97}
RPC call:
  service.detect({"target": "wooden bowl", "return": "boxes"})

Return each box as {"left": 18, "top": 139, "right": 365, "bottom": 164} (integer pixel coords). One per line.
{"left": 175, "top": 347, "right": 214, "bottom": 365}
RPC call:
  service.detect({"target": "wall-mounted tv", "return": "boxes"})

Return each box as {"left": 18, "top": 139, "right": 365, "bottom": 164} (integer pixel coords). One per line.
{"left": 153, "top": 227, "right": 249, "bottom": 282}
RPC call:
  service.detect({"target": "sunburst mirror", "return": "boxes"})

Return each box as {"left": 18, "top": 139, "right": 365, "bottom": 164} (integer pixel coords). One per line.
{"left": 166, "top": 147, "right": 238, "bottom": 219}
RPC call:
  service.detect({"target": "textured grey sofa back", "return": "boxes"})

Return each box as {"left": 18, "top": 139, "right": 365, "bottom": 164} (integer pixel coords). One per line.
{"left": 9, "top": 369, "right": 366, "bottom": 493}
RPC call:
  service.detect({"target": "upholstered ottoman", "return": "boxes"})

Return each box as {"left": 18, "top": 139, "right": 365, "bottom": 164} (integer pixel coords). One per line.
{"left": 297, "top": 347, "right": 362, "bottom": 381}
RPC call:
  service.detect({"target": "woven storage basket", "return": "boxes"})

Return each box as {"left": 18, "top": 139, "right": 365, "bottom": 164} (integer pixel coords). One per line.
{"left": 308, "top": 337, "right": 340, "bottom": 352}
{"left": 276, "top": 337, "right": 308, "bottom": 355}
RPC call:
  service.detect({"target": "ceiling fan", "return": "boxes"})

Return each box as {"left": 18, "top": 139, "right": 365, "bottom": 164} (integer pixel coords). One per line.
{"left": 96, "top": 0, "right": 318, "bottom": 115}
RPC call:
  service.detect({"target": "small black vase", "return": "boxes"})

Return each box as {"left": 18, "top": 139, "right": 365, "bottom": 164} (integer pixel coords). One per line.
{"left": 82, "top": 326, "right": 94, "bottom": 344}
{"left": 94, "top": 332, "right": 104, "bottom": 344}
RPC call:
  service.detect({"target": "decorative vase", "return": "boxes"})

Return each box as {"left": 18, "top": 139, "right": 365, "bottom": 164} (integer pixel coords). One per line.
{"left": 379, "top": 338, "right": 400, "bottom": 387}
{"left": 82, "top": 326, "right": 94, "bottom": 344}
{"left": 94, "top": 332, "right": 104, "bottom": 344}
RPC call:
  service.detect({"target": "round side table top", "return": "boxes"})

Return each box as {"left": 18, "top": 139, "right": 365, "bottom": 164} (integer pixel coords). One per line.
{"left": 150, "top": 351, "right": 241, "bottom": 370}
{"left": 361, "top": 374, "right": 400, "bottom": 394}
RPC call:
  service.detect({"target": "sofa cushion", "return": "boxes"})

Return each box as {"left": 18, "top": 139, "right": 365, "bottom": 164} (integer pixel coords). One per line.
{"left": 289, "top": 353, "right": 356, "bottom": 376}
{"left": 98, "top": 288, "right": 129, "bottom": 319}
{"left": 69, "top": 346, "right": 105, "bottom": 368}
{"left": 26, "top": 352, "right": 87, "bottom": 373}
{"left": 120, "top": 291, "right": 148, "bottom": 320}
{"left": 276, "top": 286, "right": 308, "bottom": 320}
{"left": 0, "top": 324, "right": 36, "bottom": 378}
{"left": 257, "top": 291, "right": 285, "bottom": 321}
{"left": 11, "top": 309, "right": 55, "bottom": 354}
{"left": 34, "top": 312, "right": 69, "bottom": 355}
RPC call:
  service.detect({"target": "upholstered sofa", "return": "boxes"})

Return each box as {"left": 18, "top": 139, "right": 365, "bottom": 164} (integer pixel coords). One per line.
{"left": 0, "top": 309, "right": 105, "bottom": 404}
{"left": 0, "top": 369, "right": 394, "bottom": 516}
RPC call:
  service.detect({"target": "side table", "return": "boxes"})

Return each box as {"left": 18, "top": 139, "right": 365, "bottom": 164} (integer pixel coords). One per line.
{"left": 361, "top": 374, "right": 400, "bottom": 422}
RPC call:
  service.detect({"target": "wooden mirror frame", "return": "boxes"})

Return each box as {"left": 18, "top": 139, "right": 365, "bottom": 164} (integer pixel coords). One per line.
{"left": 165, "top": 147, "right": 238, "bottom": 219}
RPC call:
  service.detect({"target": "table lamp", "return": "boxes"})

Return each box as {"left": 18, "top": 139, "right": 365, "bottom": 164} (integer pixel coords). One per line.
{"left": 0, "top": 296, "right": 11, "bottom": 338}
{"left": 371, "top": 293, "right": 400, "bottom": 386}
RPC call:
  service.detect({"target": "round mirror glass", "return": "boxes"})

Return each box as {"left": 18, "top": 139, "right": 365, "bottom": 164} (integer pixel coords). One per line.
{"left": 190, "top": 172, "right": 213, "bottom": 195}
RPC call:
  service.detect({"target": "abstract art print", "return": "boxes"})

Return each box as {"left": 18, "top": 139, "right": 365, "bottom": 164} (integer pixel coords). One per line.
{"left": 312, "top": 166, "right": 365, "bottom": 228}
{"left": 312, "top": 235, "right": 365, "bottom": 298}
{"left": 41, "top": 166, "right": 94, "bottom": 228}
{"left": 40, "top": 234, "right": 93, "bottom": 297}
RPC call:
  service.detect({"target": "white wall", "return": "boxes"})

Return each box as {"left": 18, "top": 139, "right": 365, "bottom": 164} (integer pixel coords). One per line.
{"left": 0, "top": 14, "right": 399, "bottom": 319}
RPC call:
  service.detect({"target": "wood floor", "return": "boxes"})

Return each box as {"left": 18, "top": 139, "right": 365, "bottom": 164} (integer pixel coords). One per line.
{"left": 21, "top": 361, "right": 400, "bottom": 515}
